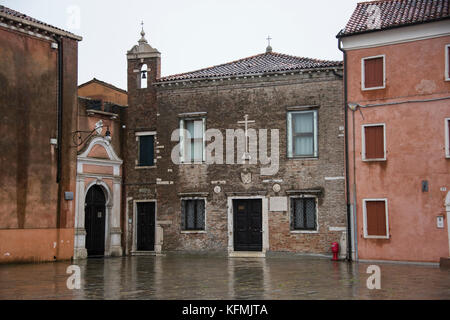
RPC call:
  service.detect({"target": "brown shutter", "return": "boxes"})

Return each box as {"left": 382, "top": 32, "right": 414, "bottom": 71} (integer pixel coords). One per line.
{"left": 365, "top": 125, "right": 384, "bottom": 159}
{"left": 364, "top": 57, "right": 384, "bottom": 88}
{"left": 448, "top": 47, "right": 450, "bottom": 78}
{"left": 366, "top": 201, "right": 387, "bottom": 237}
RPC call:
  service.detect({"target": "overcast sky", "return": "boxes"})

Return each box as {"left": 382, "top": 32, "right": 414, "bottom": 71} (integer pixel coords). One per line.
{"left": 1, "top": 0, "right": 362, "bottom": 90}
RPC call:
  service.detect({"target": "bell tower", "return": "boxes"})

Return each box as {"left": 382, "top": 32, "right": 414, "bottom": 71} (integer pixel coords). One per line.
{"left": 126, "top": 22, "right": 160, "bottom": 129}
{"left": 123, "top": 23, "right": 161, "bottom": 255}
{"left": 127, "top": 23, "right": 161, "bottom": 89}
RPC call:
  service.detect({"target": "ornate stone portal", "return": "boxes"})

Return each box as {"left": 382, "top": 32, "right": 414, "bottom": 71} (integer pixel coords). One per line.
{"left": 74, "top": 136, "right": 123, "bottom": 259}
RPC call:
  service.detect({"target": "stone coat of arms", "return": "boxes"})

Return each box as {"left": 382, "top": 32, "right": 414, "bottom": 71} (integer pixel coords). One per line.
{"left": 241, "top": 171, "right": 252, "bottom": 184}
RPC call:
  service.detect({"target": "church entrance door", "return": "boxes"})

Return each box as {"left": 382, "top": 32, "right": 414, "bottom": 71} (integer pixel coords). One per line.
{"left": 233, "top": 199, "right": 263, "bottom": 251}
{"left": 85, "top": 185, "right": 106, "bottom": 256}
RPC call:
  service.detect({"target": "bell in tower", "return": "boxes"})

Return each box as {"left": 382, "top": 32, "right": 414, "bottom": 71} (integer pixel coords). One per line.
{"left": 127, "top": 21, "right": 161, "bottom": 90}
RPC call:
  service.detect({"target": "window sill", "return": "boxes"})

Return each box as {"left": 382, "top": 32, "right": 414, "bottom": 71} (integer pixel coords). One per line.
{"left": 364, "top": 235, "right": 390, "bottom": 240}
{"left": 181, "top": 230, "right": 207, "bottom": 234}
{"left": 362, "top": 85, "right": 386, "bottom": 91}
{"left": 290, "top": 230, "right": 319, "bottom": 234}
{"left": 179, "top": 162, "right": 206, "bottom": 165}
{"left": 362, "top": 158, "right": 386, "bottom": 162}
{"left": 135, "top": 166, "right": 156, "bottom": 170}
{"left": 287, "top": 157, "right": 318, "bottom": 161}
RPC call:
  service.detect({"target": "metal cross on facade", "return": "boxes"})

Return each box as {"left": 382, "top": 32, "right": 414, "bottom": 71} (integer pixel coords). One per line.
{"left": 266, "top": 35, "right": 272, "bottom": 47}
{"left": 238, "top": 114, "right": 256, "bottom": 160}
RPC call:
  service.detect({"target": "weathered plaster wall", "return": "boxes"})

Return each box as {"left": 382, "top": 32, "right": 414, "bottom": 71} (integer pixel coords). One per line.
{"left": 0, "top": 27, "right": 78, "bottom": 263}
{"left": 346, "top": 35, "right": 450, "bottom": 262}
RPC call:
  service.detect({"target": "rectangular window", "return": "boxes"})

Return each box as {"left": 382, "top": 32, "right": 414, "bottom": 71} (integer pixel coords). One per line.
{"left": 363, "top": 199, "right": 389, "bottom": 239}
{"left": 362, "top": 55, "right": 385, "bottom": 90}
{"left": 446, "top": 45, "right": 450, "bottom": 81}
{"left": 180, "top": 118, "right": 205, "bottom": 163}
{"left": 137, "top": 134, "right": 155, "bottom": 167}
{"left": 362, "top": 124, "right": 386, "bottom": 161}
{"left": 287, "top": 110, "right": 318, "bottom": 158}
{"left": 446, "top": 118, "right": 450, "bottom": 158}
{"left": 290, "top": 197, "right": 317, "bottom": 231}
{"left": 181, "top": 199, "right": 205, "bottom": 231}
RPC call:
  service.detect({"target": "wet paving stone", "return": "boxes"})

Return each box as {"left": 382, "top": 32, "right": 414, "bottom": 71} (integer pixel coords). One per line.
{"left": 0, "top": 252, "right": 449, "bottom": 300}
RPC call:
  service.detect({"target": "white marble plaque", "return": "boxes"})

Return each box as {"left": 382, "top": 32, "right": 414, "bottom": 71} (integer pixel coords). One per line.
{"left": 269, "top": 197, "right": 288, "bottom": 212}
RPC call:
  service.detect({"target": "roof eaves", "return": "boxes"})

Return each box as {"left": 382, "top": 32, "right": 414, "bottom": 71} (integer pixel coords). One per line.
{"left": 0, "top": 8, "right": 82, "bottom": 41}
{"left": 78, "top": 96, "right": 128, "bottom": 109}
{"left": 78, "top": 78, "right": 128, "bottom": 95}
{"left": 337, "top": 15, "right": 450, "bottom": 38}
{"left": 155, "top": 65, "right": 343, "bottom": 86}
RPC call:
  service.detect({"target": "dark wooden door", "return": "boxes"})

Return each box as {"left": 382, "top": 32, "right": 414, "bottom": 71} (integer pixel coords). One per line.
{"left": 137, "top": 202, "right": 155, "bottom": 251}
{"left": 85, "top": 185, "right": 106, "bottom": 256}
{"left": 233, "top": 199, "right": 262, "bottom": 251}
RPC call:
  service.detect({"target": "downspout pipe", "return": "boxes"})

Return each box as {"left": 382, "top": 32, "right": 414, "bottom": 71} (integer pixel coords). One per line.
{"left": 338, "top": 37, "right": 352, "bottom": 261}
{"left": 52, "top": 35, "right": 63, "bottom": 258}
{"left": 54, "top": 35, "right": 63, "bottom": 184}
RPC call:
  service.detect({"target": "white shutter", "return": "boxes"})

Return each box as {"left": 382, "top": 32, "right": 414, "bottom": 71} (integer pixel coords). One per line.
{"left": 313, "top": 110, "right": 318, "bottom": 157}
{"left": 179, "top": 119, "right": 185, "bottom": 163}
{"left": 202, "top": 118, "right": 206, "bottom": 162}
{"left": 287, "top": 112, "right": 293, "bottom": 158}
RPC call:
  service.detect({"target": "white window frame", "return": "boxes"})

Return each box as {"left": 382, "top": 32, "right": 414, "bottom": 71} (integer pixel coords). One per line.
{"left": 180, "top": 197, "right": 207, "bottom": 234}
{"left": 287, "top": 109, "right": 318, "bottom": 159}
{"left": 135, "top": 131, "right": 156, "bottom": 168}
{"left": 362, "top": 123, "right": 386, "bottom": 161}
{"left": 445, "top": 118, "right": 450, "bottom": 158}
{"left": 446, "top": 44, "right": 450, "bottom": 81}
{"left": 179, "top": 118, "right": 206, "bottom": 164}
{"left": 363, "top": 198, "right": 389, "bottom": 239}
{"left": 361, "top": 55, "right": 386, "bottom": 91}
{"left": 289, "top": 195, "right": 319, "bottom": 234}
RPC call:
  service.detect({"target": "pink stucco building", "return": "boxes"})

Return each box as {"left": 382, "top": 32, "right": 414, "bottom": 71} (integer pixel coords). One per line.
{"left": 338, "top": 0, "right": 450, "bottom": 263}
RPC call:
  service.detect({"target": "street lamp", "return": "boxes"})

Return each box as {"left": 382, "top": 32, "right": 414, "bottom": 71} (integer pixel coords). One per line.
{"left": 72, "top": 120, "right": 111, "bottom": 147}
{"left": 348, "top": 103, "right": 362, "bottom": 111}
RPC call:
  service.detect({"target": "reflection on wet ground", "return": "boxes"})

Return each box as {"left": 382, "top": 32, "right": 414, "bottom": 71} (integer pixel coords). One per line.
{"left": 0, "top": 252, "right": 449, "bottom": 300}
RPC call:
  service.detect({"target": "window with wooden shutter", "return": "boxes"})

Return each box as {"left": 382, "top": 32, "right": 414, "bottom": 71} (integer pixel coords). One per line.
{"left": 446, "top": 45, "right": 450, "bottom": 81}
{"left": 363, "top": 124, "right": 385, "bottom": 160}
{"left": 363, "top": 56, "right": 385, "bottom": 89}
{"left": 446, "top": 118, "right": 450, "bottom": 158}
{"left": 138, "top": 134, "right": 155, "bottom": 167}
{"left": 364, "top": 200, "right": 388, "bottom": 238}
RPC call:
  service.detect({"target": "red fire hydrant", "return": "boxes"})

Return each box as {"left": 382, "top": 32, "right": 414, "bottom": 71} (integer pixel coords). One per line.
{"left": 331, "top": 242, "right": 339, "bottom": 261}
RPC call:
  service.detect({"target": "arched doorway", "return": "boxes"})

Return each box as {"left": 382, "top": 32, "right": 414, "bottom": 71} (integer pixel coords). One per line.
{"left": 85, "top": 185, "right": 106, "bottom": 256}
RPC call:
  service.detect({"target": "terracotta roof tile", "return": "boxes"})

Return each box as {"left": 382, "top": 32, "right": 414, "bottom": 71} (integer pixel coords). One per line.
{"left": 0, "top": 5, "right": 81, "bottom": 40}
{"left": 158, "top": 52, "right": 342, "bottom": 82}
{"left": 338, "top": 0, "right": 450, "bottom": 37}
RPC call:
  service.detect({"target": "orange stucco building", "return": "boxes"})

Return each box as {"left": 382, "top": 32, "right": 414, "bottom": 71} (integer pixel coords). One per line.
{"left": 339, "top": 0, "right": 450, "bottom": 263}
{"left": 74, "top": 79, "right": 127, "bottom": 259}
{"left": 0, "top": 0, "right": 127, "bottom": 264}
{"left": 0, "top": 6, "right": 82, "bottom": 263}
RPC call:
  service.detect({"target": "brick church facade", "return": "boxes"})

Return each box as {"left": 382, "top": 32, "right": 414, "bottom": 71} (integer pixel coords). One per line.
{"left": 123, "top": 29, "right": 347, "bottom": 257}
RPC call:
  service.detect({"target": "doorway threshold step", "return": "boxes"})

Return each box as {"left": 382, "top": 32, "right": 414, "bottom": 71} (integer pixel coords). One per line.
{"left": 229, "top": 251, "right": 265, "bottom": 258}
{"left": 131, "top": 251, "right": 164, "bottom": 256}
